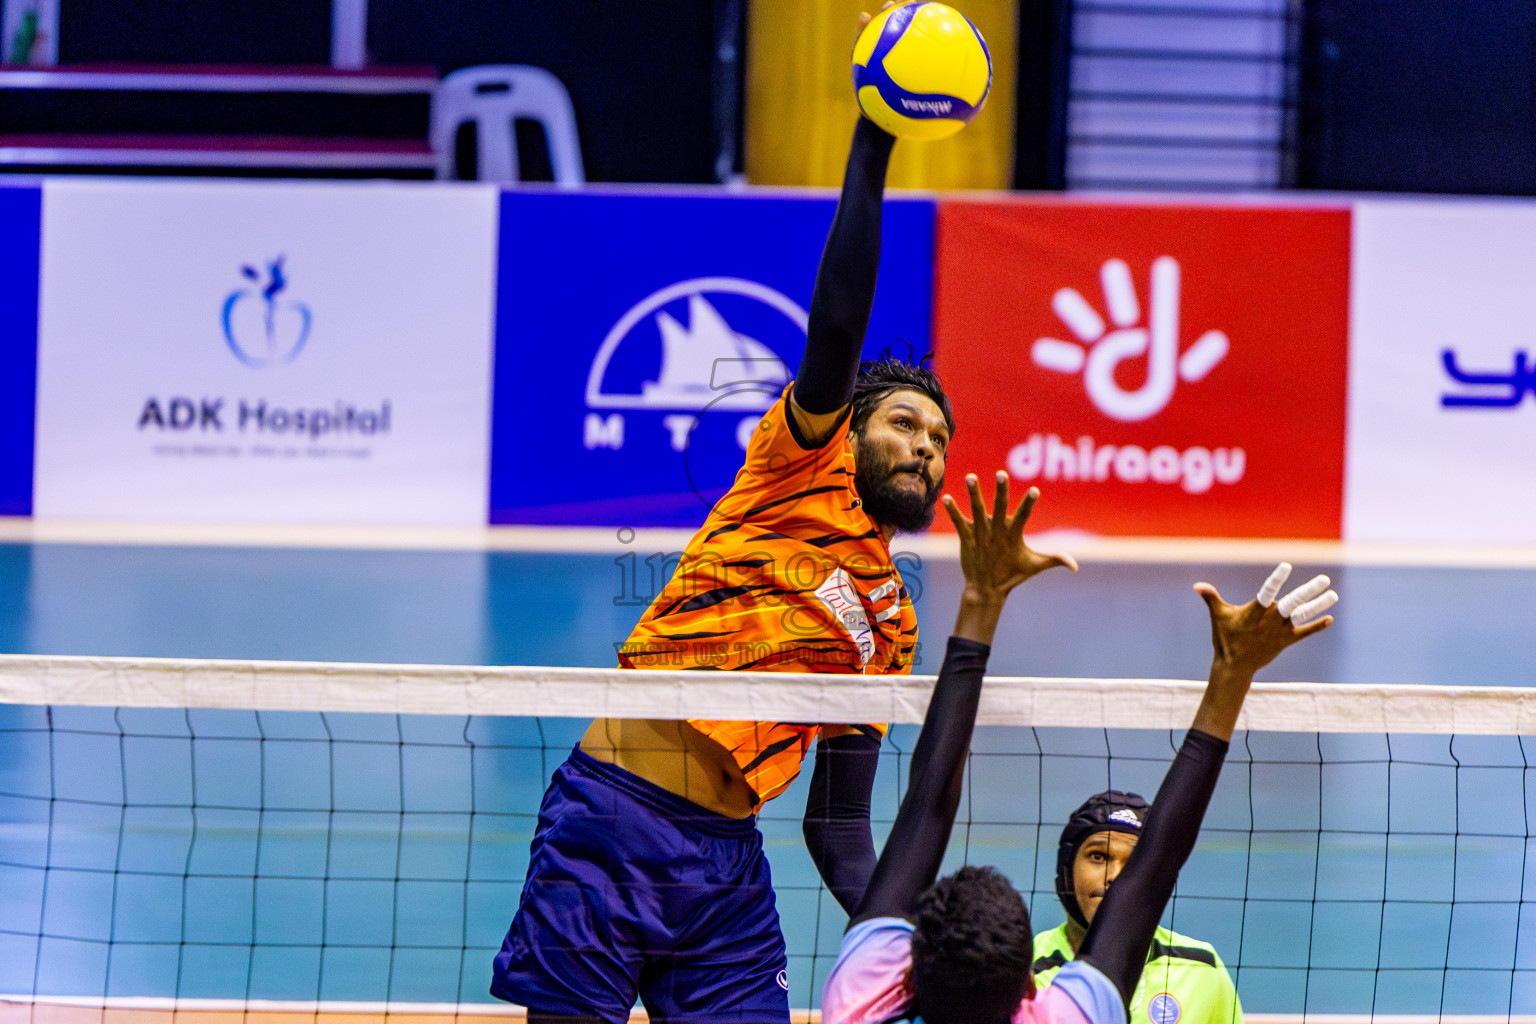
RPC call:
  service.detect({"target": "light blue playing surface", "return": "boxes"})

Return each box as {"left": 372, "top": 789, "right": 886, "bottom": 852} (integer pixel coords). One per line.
{"left": 3, "top": 542, "right": 1536, "bottom": 1013}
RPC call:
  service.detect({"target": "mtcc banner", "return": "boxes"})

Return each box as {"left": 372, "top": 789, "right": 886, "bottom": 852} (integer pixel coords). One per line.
{"left": 490, "top": 191, "right": 935, "bottom": 527}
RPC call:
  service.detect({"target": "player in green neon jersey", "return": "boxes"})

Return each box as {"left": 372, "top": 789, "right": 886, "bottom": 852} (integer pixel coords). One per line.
{"left": 1033, "top": 790, "right": 1244, "bottom": 1024}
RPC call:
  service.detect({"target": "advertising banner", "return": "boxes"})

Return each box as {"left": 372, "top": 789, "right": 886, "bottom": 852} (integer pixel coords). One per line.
{"left": 33, "top": 180, "right": 499, "bottom": 526}
{"left": 489, "top": 191, "right": 935, "bottom": 528}
{"left": 933, "top": 198, "right": 1352, "bottom": 538}
{"left": 0, "top": 185, "right": 40, "bottom": 517}
{"left": 1346, "top": 200, "right": 1536, "bottom": 543}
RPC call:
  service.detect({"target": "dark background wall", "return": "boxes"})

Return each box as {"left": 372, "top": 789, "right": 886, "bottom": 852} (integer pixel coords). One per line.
{"left": 1299, "top": 0, "right": 1536, "bottom": 194}
{"left": 56, "top": 0, "right": 735, "bottom": 184}
{"left": 51, "top": 0, "right": 1536, "bottom": 196}
{"left": 60, "top": 0, "right": 332, "bottom": 64}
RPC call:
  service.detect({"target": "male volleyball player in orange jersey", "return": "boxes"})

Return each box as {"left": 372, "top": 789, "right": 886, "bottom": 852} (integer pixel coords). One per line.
{"left": 491, "top": 14, "right": 1075, "bottom": 1022}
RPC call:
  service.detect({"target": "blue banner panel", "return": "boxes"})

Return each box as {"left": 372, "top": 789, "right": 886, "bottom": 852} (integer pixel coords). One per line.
{"left": 490, "top": 191, "right": 935, "bottom": 527}
{"left": 0, "top": 185, "right": 39, "bottom": 516}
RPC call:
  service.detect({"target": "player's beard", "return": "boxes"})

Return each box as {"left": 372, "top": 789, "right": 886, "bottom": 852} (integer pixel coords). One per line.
{"left": 856, "top": 456, "right": 942, "bottom": 534}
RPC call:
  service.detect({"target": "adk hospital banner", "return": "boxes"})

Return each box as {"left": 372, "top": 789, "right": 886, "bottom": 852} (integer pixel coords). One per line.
{"left": 32, "top": 180, "right": 499, "bottom": 527}
{"left": 0, "top": 180, "right": 1533, "bottom": 543}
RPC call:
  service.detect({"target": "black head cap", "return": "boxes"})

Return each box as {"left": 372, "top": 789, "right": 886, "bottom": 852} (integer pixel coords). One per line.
{"left": 1055, "top": 789, "right": 1149, "bottom": 927}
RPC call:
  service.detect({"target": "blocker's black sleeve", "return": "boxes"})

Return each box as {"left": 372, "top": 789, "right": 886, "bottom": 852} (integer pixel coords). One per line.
{"left": 1078, "top": 728, "right": 1231, "bottom": 1009}
{"left": 849, "top": 637, "right": 990, "bottom": 926}
{"left": 803, "top": 730, "right": 882, "bottom": 914}
{"left": 794, "top": 117, "right": 897, "bottom": 420}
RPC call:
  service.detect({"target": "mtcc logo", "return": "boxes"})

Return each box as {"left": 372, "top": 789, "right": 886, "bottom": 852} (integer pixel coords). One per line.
{"left": 582, "top": 277, "right": 804, "bottom": 453}
{"left": 222, "top": 255, "right": 312, "bottom": 368}
{"left": 1031, "top": 257, "right": 1228, "bottom": 422}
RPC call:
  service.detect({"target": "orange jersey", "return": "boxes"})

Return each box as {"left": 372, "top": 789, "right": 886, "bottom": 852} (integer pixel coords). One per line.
{"left": 618, "top": 388, "right": 919, "bottom": 805}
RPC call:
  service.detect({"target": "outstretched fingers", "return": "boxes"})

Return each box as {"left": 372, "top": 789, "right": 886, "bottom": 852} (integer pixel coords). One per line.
{"left": 1193, "top": 580, "right": 1227, "bottom": 612}
{"left": 941, "top": 493, "right": 972, "bottom": 545}
{"left": 1042, "top": 548, "right": 1080, "bottom": 574}
{"left": 1255, "top": 563, "right": 1291, "bottom": 607}
{"left": 1289, "top": 588, "right": 1338, "bottom": 624}
{"left": 1008, "top": 484, "right": 1040, "bottom": 538}
{"left": 965, "top": 472, "right": 991, "bottom": 533}
{"left": 1291, "top": 613, "right": 1334, "bottom": 639}
{"left": 1276, "top": 573, "right": 1330, "bottom": 618}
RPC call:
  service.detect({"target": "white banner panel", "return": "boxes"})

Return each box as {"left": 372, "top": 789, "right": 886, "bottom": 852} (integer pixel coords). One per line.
{"left": 1346, "top": 199, "right": 1536, "bottom": 542}
{"left": 35, "top": 180, "right": 498, "bottom": 526}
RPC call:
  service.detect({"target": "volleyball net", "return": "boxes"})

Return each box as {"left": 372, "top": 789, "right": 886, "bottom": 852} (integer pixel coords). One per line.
{"left": 4, "top": 655, "right": 1536, "bottom": 1023}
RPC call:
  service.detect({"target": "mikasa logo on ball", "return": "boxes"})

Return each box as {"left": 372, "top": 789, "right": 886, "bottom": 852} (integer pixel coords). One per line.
{"left": 900, "top": 98, "right": 954, "bottom": 114}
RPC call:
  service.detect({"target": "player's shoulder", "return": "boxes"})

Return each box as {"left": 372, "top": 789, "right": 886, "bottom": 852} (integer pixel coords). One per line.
{"left": 1044, "top": 960, "right": 1128, "bottom": 1024}
{"left": 747, "top": 385, "right": 852, "bottom": 458}
{"left": 1149, "top": 926, "right": 1225, "bottom": 970}
{"left": 835, "top": 915, "right": 915, "bottom": 966}
{"left": 1032, "top": 922, "right": 1073, "bottom": 977}
{"left": 822, "top": 917, "right": 917, "bottom": 1024}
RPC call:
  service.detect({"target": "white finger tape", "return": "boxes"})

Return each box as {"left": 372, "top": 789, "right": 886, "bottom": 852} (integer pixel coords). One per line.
{"left": 1256, "top": 563, "right": 1292, "bottom": 608}
{"left": 1277, "top": 574, "right": 1331, "bottom": 619}
{"left": 1290, "top": 590, "right": 1339, "bottom": 626}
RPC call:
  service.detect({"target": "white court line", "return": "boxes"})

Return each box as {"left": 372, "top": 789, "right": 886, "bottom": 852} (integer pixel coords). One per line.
{"left": 4, "top": 517, "right": 1536, "bottom": 568}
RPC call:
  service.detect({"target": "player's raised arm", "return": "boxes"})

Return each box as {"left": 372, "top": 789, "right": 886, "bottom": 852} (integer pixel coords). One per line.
{"left": 850, "top": 475, "right": 1077, "bottom": 925}
{"left": 803, "top": 725, "right": 882, "bottom": 915}
{"left": 789, "top": 103, "right": 896, "bottom": 446}
{"left": 1077, "top": 565, "right": 1338, "bottom": 1010}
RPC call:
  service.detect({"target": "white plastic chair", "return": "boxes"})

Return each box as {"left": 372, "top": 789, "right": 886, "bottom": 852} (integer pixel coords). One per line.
{"left": 431, "top": 65, "right": 585, "bottom": 186}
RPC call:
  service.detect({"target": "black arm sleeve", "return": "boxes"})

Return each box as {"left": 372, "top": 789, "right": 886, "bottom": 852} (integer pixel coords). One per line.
{"left": 849, "top": 636, "right": 990, "bottom": 926}
{"left": 803, "top": 730, "right": 882, "bottom": 915}
{"left": 1078, "top": 728, "right": 1231, "bottom": 1009}
{"left": 794, "top": 117, "right": 897, "bottom": 419}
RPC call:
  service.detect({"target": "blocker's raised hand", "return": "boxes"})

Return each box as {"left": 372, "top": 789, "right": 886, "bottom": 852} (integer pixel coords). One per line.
{"left": 1195, "top": 563, "right": 1338, "bottom": 678}
{"left": 942, "top": 472, "right": 1078, "bottom": 607}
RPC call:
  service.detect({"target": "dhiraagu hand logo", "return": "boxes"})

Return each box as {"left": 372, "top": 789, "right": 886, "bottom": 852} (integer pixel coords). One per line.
{"left": 222, "top": 256, "right": 312, "bottom": 368}
{"left": 1031, "top": 257, "right": 1228, "bottom": 422}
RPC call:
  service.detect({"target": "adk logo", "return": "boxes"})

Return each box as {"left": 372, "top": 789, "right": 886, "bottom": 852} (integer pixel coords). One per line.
{"left": 222, "top": 255, "right": 312, "bottom": 368}
{"left": 581, "top": 277, "right": 804, "bottom": 454}
{"left": 1031, "top": 257, "right": 1228, "bottom": 422}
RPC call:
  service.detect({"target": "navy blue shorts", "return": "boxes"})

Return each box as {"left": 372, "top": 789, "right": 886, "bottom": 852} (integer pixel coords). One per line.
{"left": 491, "top": 747, "right": 790, "bottom": 1024}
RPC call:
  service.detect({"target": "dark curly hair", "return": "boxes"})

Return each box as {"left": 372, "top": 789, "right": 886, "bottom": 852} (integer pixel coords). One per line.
{"left": 850, "top": 356, "right": 955, "bottom": 439}
{"left": 910, "top": 866, "right": 1034, "bottom": 1024}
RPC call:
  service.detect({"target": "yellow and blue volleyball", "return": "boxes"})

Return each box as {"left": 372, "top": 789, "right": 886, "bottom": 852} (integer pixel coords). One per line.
{"left": 852, "top": 1, "right": 992, "bottom": 141}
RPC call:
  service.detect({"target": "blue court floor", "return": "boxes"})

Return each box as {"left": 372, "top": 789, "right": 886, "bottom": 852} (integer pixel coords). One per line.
{"left": 3, "top": 541, "right": 1536, "bottom": 1014}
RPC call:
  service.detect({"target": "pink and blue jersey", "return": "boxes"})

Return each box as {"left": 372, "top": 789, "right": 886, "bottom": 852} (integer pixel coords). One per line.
{"left": 823, "top": 917, "right": 1127, "bottom": 1024}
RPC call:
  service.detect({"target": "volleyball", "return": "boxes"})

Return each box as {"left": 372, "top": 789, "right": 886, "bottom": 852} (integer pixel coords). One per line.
{"left": 851, "top": 1, "right": 992, "bottom": 141}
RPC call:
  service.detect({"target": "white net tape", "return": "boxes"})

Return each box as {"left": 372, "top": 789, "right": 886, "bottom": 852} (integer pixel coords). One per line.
{"left": 0, "top": 653, "right": 1527, "bottom": 735}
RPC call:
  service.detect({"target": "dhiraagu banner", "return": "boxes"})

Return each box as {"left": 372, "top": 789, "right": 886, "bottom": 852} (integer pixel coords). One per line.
{"left": 33, "top": 180, "right": 499, "bottom": 526}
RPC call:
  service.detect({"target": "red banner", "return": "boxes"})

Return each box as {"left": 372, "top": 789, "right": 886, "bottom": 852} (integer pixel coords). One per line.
{"left": 933, "top": 198, "right": 1351, "bottom": 538}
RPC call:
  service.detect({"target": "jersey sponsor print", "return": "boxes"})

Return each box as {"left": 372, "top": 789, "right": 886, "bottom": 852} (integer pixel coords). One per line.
{"left": 933, "top": 199, "right": 1351, "bottom": 538}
